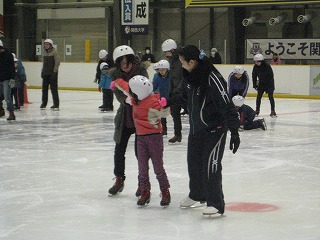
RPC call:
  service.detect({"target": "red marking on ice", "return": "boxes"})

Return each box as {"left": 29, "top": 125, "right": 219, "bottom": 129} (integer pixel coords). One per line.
{"left": 226, "top": 202, "right": 279, "bottom": 212}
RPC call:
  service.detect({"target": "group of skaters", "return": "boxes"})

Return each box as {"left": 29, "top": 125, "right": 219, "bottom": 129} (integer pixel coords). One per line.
{"left": 0, "top": 38, "right": 61, "bottom": 121}
{"left": 102, "top": 39, "right": 277, "bottom": 217}
{"left": 1, "top": 37, "right": 277, "bottom": 217}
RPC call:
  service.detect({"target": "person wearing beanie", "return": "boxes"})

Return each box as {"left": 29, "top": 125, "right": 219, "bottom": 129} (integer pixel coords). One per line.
{"left": 40, "top": 39, "right": 60, "bottom": 110}
{"left": 141, "top": 47, "right": 156, "bottom": 67}
{"left": 209, "top": 47, "right": 222, "bottom": 64}
{"left": 168, "top": 45, "right": 240, "bottom": 216}
{"left": 0, "top": 39, "right": 16, "bottom": 121}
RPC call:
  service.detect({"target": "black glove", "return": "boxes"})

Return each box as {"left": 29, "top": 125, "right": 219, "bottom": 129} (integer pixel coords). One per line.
{"left": 229, "top": 130, "right": 240, "bottom": 154}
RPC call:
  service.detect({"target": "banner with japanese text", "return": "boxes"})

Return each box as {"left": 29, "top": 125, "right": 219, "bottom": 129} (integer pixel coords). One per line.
{"left": 121, "top": 0, "right": 149, "bottom": 35}
{"left": 0, "top": 0, "right": 3, "bottom": 37}
{"left": 246, "top": 39, "right": 320, "bottom": 60}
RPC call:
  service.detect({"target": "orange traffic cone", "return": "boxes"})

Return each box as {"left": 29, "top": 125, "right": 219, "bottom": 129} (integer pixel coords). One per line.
{"left": 24, "top": 84, "right": 32, "bottom": 104}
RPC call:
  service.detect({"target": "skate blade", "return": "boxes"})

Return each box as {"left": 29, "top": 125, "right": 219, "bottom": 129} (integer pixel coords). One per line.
{"left": 7, "top": 120, "right": 17, "bottom": 123}
{"left": 137, "top": 202, "right": 150, "bottom": 208}
{"left": 202, "top": 212, "right": 223, "bottom": 218}
{"left": 51, "top": 108, "right": 60, "bottom": 111}
{"left": 180, "top": 202, "right": 206, "bottom": 209}
{"left": 168, "top": 142, "right": 181, "bottom": 145}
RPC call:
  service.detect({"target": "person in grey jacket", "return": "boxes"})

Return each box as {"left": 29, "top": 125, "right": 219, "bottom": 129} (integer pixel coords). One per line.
{"left": 108, "top": 45, "right": 148, "bottom": 197}
{"left": 40, "top": 39, "right": 60, "bottom": 110}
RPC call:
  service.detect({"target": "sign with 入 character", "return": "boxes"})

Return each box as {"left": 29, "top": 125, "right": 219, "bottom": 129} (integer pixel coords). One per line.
{"left": 121, "top": 0, "right": 149, "bottom": 35}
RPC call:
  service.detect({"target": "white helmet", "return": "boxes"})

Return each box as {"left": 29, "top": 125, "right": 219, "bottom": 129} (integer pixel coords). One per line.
{"left": 14, "top": 58, "right": 18, "bottom": 62}
{"left": 0, "top": 40, "right": 3, "bottom": 47}
{"left": 129, "top": 75, "right": 153, "bottom": 101}
{"left": 12, "top": 53, "right": 16, "bottom": 58}
{"left": 233, "top": 65, "right": 244, "bottom": 75}
{"left": 157, "top": 59, "right": 170, "bottom": 70}
{"left": 44, "top": 39, "right": 53, "bottom": 46}
{"left": 99, "top": 49, "right": 108, "bottom": 59}
{"left": 100, "top": 62, "right": 109, "bottom": 70}
{"left": 254, "top": 53, "right": 264, "bottom": 61}
{"left": 113, "top": 45, "right": 134, "bottom": 62}
{"left": 211, "top": 47, "right": 218, "bottom": 53}
{"left": 232, "top": 95, "right": 245, "bottom": 107}
{"left": 161, "top": 39, "right": 177, "bottom": 52}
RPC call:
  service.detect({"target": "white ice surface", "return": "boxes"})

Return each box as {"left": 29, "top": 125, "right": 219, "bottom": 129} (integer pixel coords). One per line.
{"left": 1, "top": 89, "right": 320, "bottom": 240}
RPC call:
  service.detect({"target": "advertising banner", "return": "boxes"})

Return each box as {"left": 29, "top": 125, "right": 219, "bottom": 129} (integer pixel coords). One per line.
{"left": 246, "top": 39, "right": 320, "bottom": 60}
{"left": 121, "top": 0, "right": 149, "bottom": 35}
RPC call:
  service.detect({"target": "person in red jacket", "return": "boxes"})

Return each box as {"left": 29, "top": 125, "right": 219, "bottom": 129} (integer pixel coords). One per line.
{"left": 111, "top": 75, "right": 171, "bottom": 207}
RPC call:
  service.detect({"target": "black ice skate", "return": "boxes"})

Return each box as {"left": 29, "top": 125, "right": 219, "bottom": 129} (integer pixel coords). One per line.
{"left": 260, "top": 118, "right": 267, "bottom": 131}
{"left": 7, "top": 111, "right": 16, "bottom": 122}
{"left": 270, "top": 110, "right": 277, "bottom": 117}
{"left": 160, "top": 189, "right": 171, "bottom": 207}
{"left": 50, "top": 105, "right": 59, "bottom": 111}
{"left": 40, "top": 103, "right": 46, "bottom": 110}
{"left": 137, "top": 190, "right": 151, "bottom": 206}
{"left": 108, "top": 176, "right": 124, "bottom": 196}
{"left": 168, "top": 135, "right": 181, "bottom": 144}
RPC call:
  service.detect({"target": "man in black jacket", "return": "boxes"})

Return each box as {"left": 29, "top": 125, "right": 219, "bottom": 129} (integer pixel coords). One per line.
{"left": 0, "top": 40, "right": 16, "bottom": 121}
{"left": 252, "top": 53, "right": 277, "bottom": 117}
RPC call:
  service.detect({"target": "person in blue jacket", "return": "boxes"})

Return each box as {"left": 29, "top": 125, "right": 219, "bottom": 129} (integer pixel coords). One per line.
{"left": 152, "top": 59, "right": 170, "bottom": 135}
{"left": 98, "top": 62, "right": 113, "bottom": 111}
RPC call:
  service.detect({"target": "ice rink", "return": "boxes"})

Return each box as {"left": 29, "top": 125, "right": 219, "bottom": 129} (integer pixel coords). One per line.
{"left": 1, "top": 89, "right": 320, "bottom": 240}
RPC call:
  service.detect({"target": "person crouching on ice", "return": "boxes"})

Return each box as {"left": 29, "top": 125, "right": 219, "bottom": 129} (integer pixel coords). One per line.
{"left": 111, "top": 75, "right": 171, "bottom": 207}
{"left": 232, "top": 95, "right": 267, "bottom": 131}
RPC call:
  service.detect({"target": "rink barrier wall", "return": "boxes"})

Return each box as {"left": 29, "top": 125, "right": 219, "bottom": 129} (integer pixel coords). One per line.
{"left": 24, "top": 62, "right": 320, "bottom": 99}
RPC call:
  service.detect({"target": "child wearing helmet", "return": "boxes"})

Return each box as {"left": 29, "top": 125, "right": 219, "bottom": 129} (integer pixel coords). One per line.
{"left": 228, "top": 65, "right": 249, "bottom": 99}
{"left": 107, "top": 45, "right": 149, "bottom": 197}
{"left": 98, "top": 62, "right": 113, "bottom": 112}
{"left": 111, "top": 75, "right": 171, "bottom": 207}
{"left": 152, "top": 59, "right": 170, "bottom": 135}
{"left": 252, "top": 53, "right": 277, "bottom": 117}
{"left": 232, "top": 95, "right": 267, "bottom": 131}
{"left": 94, "top": 49, "right": 114, "bottom": 110}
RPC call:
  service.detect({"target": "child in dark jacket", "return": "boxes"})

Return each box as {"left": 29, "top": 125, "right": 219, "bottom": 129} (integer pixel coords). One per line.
{"left": 11, "top": 57, "right": 26, "bottom": 110}
{"left": 232, "top": 95, "right": 267, "bottom": 131}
